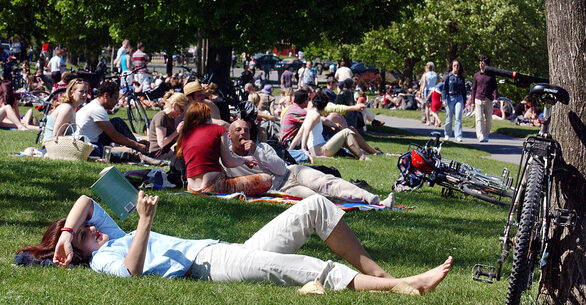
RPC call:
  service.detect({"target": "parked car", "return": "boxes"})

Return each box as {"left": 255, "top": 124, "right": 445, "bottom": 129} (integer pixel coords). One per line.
{"left": 350, "top": 62, "right": 379, "bottom": 76}
{"left": 275, "top": 58, "right": 304, "bottom": 71}
{"left": 251, "top": 53, "right": 281, "bottom": 71}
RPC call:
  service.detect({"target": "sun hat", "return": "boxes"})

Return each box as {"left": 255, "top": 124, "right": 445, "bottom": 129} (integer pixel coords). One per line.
{"left": 183, "top": 81, "right": 208, "bottom": 96}
{"left": 261, "top": 84, "right": 272, "bottom": 94}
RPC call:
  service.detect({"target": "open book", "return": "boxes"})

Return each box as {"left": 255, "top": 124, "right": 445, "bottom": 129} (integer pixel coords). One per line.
{"left": 90, "top": 166, "right": 138, "bottom": 220}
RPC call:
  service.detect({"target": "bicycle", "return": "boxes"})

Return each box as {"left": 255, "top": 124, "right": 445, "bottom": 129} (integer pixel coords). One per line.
{"left": 115, "top": 66, "right": 150, "bottom": 135}
{"left": 396, "top": 131, "right": 515, "bottom": 206}
{"left": 34, "top": 88, "right": 67, "bottom": 144}
{"left": 469, "top": 66, "right": 572, "bottom": 305}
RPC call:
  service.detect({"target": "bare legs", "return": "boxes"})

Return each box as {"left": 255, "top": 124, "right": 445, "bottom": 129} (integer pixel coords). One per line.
{"left": 348, "top": 256, "right": 453, "bottom": 294}
{"left": 325, "top": 221, "right": 391, "bottom": 278}
{"left": 0, "top": 104, "right": 28, "bottom": 130}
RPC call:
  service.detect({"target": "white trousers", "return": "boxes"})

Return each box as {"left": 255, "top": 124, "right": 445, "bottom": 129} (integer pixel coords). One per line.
{"left": 280, "top": 165, "right": 380, "bottom": 204}
{"left": 191, "top": 195, "right": 358, "bottom": 290}
{"left": 474, "top": 98, "right": 492, "bottom": 140}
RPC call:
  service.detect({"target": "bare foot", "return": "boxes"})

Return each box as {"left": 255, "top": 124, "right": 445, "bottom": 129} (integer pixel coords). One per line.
{"left": 380, "top": 193, "right": 394, "bottom": 209}
{"left": 359, "top": 155, "right": 371, "bottom": 161}
{"left": 403, "top": 256, "right": 452, "bottom": 295}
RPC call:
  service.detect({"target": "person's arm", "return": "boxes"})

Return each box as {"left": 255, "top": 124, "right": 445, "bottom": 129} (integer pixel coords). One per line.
{"left": 247, "top": 142, "right": 287, "bottom": 176}
{"left": 469, "top": 74, "right": 477, "bottom": 104}
{"left": 300, "top": 112, "right": 320, "bottom": 151}
{"left": 219, "top": 133, "right": 257, "bottom": 168}
{"left": 257, "top": 111, "right": 276, "bottom": 122}
{"left": 287, "top": 124, "right": 304, "bottom": 150}
{"left": 123, "top": 191, "right": 158, "bottom": 276}
{"left": 441, "top": 76, "right": 449, "bottom": 101}
{"left": 53, "top": 195, "right": 95, "bottom": 267}
{"left": 419, "top": 75, "right": 427, "bottom": 98}
{"left": 96, "top": 121, "right": 147, "bottom": 154}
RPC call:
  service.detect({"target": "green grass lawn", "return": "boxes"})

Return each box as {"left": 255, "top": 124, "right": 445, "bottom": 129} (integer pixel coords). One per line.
{"left": 0, "top": 107, "right": 539, "bottom": 304}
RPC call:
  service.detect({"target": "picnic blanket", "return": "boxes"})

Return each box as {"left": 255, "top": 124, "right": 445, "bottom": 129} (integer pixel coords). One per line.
{"left": 179, "top": 190, "right": 415, "bottom": 211}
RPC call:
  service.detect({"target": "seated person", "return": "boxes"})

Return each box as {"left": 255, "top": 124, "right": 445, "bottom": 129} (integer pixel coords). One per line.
{"left": 275, "top": 87, "right": 293, "bottom": 118}
{"left": 183, "top": 81, "right": 229, "bottom": 129}
{"left": 147, "top": 90, "right": 187, "bottom": 160}
{"left": 75, "top": 81, "right": 148, "bottom": 157}
{"left": 300, "top": 91, "right": 371, "bottom": 161}
{"left": 225, "top": 119, "right": 395, "bottom": 208}
{"left": 280, "top": 89, "right": 309, "bottom": 146}
{"left": 19, "top": 191, "right": 452, "bottom": 294}
{"left": 248, "top": 93, "right": 275, "bottom": 122}
{"left": 176, "top": 102, "right": 272, "bottom": 196}
{"left": 0, "top": 80, "right": 38, "bottom": 130}
{"left": 43, "top": 78, "right": 89, "bottom": 142}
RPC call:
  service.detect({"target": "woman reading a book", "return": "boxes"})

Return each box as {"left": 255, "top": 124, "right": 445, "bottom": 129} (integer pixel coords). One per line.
{"left": 176, "top": 102, "right": 272, "bottom": 196}
{"left": 17, "top": 191, "right": 452, "bottom": 294}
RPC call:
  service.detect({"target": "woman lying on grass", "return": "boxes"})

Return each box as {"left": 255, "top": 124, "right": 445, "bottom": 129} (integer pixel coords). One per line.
{"left": 17, "top": 191, "right": 452, "bottom": 294}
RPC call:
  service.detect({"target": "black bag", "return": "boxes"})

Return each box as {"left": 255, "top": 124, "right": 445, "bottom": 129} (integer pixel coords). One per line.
{"left": 167, "top": 154, "right": 187, "bottom": 189}
{"left": 266, "top": 139, "right": 297, "bottom": 165}
{"left": 307, "top": 165, "right": 342, "bottom": 178}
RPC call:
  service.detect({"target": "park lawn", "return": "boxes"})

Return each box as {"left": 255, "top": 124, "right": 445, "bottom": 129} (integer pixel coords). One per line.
{"left": 371, "top": 108, "right": 539, "bottom": 139}
{"left": 0, "top": 107, "right": 539, "bottom": 304}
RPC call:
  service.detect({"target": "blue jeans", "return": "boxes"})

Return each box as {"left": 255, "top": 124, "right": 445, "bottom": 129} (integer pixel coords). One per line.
{"left": 90, "top": 117, "right": 137, "bottom": 157}
{"left": 444, "top": 95, "right": 463, "bottom": 139}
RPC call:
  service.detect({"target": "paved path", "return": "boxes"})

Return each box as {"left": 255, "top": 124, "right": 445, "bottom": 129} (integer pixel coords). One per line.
{"left": 374, "top": 114, "right": 524, "bottom": 164}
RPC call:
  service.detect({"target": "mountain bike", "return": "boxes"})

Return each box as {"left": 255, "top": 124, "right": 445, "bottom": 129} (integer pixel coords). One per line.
{"left": 34, "top": 88, "right": 66, "bottom": 144}
{"left": 470, "top": 66, "right": 572, "bottom": 305}
{"left": 118, "top": 66, "right": 150, "bottom": 135}
{"left": 396, "top": 131, "right": 514, "bottom": 206}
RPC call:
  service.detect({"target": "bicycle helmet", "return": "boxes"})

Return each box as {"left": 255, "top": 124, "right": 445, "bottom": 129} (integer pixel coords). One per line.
{"left": 411, "top": 149, "right": 435, "bottom": 174}
{"left": 397, "top": 151, "right": 425, "bottom": 188}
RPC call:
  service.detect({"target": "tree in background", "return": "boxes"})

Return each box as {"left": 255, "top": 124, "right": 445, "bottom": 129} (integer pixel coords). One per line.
{"left": 539, "top": 0, "right": 585, "bottom": 303}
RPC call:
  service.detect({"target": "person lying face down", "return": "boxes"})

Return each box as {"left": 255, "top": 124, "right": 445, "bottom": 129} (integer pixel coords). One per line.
{"left": 17, "top": 191, "right": 452, "bottom": 294}
{"left": 225, "top": 119, "right": 395, "bottom": 208}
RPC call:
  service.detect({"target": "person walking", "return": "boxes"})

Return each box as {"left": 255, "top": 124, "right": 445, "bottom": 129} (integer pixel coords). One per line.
{"left": 441, "top": 60, "right": 466, "bottom": 142}
{"left": 418, "top": 62, "right": 438, "bottom": 125}
{"left": 469, "top": 56, "right": 498, "bottom": 142}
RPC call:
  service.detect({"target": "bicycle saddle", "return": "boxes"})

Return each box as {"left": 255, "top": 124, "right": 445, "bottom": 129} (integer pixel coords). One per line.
{"left": 529, "top": 83, "right": 569, "bottom": 105}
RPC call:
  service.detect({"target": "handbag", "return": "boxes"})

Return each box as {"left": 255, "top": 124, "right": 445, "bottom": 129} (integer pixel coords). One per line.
{"left": 43, "top": 123, "right": 94, "bottom": 161}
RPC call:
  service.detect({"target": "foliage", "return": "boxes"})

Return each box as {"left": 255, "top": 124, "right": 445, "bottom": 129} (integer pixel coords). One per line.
{"left": 349, "top": 0, "right": 547, "bottom": 98}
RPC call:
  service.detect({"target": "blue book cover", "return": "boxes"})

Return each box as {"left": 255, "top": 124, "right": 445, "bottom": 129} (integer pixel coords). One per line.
{"left": 90, "top": 166, "right": 137, "bottom": 220}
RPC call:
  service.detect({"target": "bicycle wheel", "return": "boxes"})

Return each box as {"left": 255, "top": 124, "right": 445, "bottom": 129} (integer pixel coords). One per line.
{"left": 127, "top": 97, "right": 150, "bottom": 134}
{"left": 505, "top": 159, "right": 544, "bottom": 305}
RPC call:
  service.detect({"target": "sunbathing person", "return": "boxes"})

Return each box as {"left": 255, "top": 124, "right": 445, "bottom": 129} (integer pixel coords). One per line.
{"left": 300, "top": 91, "right": 371, "bottom": 161}
{"left": 17, "top": 191, "right": 452, "bottom": 294}
{"left": 176, "top": 102, "right": 272, "bottom": 196}
{"left": 147, "top": 91, "right": 187, "bottom": 160}
{"left": 225, "top": 119, "right": 395, "bottom": 208}
{"left": 0, "top": 80, "right": 38, "bottom": 130}
{"left": 42, "top": 78, "right": 89, "bottom": 142}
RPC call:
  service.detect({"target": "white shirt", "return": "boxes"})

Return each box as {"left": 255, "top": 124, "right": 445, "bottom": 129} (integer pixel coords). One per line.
{"left": 335, "top": 67, "right": 353, "bottom": 82}
{"left": 49, "top": 56, "right": 64, "bottom": 73}
{"left": 75, "top": 99, "right": 110, "bottom": 143}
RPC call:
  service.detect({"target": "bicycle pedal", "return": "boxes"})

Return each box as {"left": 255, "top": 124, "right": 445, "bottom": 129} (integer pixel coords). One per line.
{"left": 472, "top": 264, "right": 496, "bottom": 283}
{"left": 553, "top": 208, "right": 577, "bottom": 228}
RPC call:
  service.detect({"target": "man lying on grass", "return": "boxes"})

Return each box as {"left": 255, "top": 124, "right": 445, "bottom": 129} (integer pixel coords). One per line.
{"left": 17, "top": 191, "right": 452, "bottom": 294}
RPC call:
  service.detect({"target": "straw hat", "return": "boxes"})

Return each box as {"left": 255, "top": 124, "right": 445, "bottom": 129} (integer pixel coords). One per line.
{"left": 183, "top": 81, "right": 208, "bottom": 96}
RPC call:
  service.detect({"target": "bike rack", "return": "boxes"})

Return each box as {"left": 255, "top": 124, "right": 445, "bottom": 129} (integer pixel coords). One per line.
{"left": 472, "top": 264, "right": 497, "bottom": 283}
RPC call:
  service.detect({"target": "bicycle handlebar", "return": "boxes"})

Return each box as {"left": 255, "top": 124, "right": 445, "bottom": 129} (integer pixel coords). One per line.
{"left": 484, "top": 66, "right": 549, "bottom": 88}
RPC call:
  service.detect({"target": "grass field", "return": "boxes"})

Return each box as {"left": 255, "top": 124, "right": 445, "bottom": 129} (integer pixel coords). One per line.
{"left": 0, "top": 107, "right": 540, "bottom": 304}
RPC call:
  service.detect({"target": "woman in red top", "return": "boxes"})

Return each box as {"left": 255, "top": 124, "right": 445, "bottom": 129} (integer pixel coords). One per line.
{"left": 176, "top": 103, "right": 272, "bottom": 196}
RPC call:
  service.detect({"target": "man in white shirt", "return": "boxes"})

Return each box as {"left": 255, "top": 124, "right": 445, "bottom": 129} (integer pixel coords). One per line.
{"left": 76, "top": 81, "right": 148, "bottom": 157}
{"left": 334, "top": 61, "right": 353, "bottom": 82}
{"left": 223, "top": 120, "right": 394, "bottom": 208}
{"left": 48, "top": 48, "right": 66, "bottom": 73}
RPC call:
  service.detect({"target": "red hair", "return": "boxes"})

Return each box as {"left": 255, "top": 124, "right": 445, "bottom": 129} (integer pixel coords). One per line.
{"left": 17, "top": 218, "right": 87, "bottom": 265}
{"left": 176, "top": 102, "right": 211, "bottom": 157}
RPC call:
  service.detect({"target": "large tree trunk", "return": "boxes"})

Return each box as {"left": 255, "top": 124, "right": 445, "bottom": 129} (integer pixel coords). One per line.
{"left": 401, "top": 57, "right": 417, "bottom": 89}
{"left": 540, "top": 1, "right": 586, "bottom": 304}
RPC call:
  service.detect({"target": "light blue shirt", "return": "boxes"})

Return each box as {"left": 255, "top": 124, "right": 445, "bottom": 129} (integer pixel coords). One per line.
{"left": 88, "top": 201, "right": 219, "bottom": 278}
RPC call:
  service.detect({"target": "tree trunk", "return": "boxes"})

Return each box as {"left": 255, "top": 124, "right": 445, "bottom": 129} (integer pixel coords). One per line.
{"left": 540, "top": 1, "right": 586, "bottom": 304}
{"left": 401, "top": 57, "right": 417, "bottom": 89}
{"left": 205, "top": 44, "right": 231, "bottom": 92}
